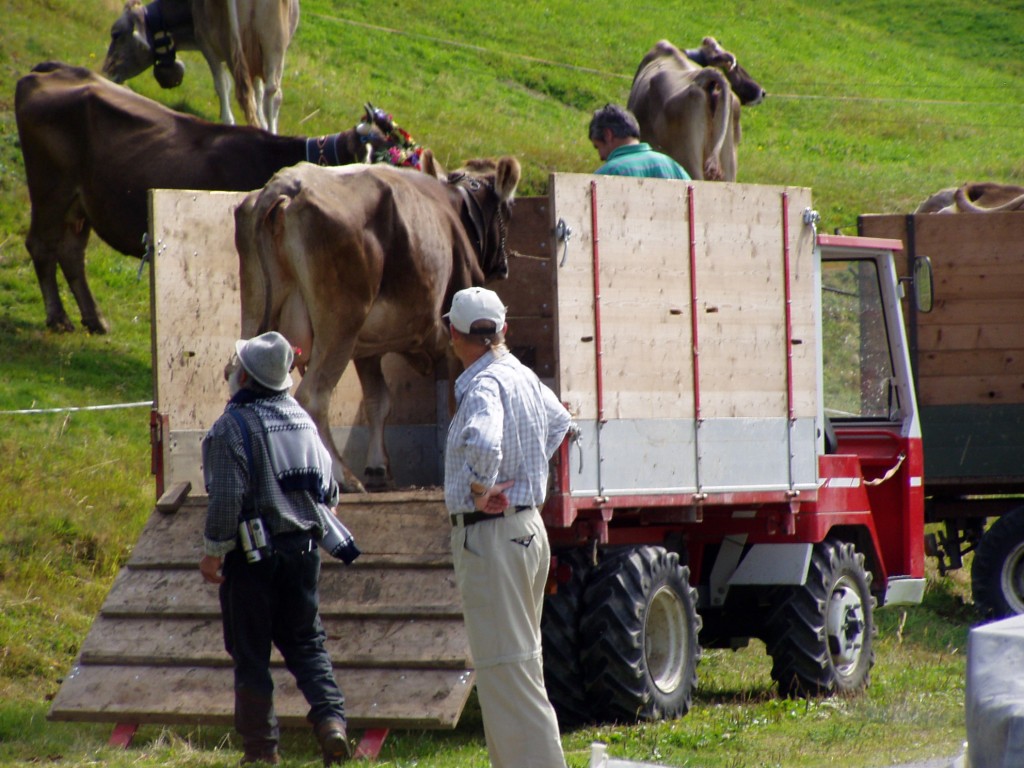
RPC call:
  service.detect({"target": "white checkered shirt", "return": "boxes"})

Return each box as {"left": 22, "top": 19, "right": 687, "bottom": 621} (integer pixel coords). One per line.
{"left": 444, "top": 348, "right": 570, "bottom": 513}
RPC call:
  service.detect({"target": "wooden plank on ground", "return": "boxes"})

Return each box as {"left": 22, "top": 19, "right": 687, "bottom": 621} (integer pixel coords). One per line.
{"left": 48, "top": 665, "right": 473, "bottom": 729}
{"left": 79, "top": 615, "right": 470, "bottom": 669}
{"left": 129, "top": 495, "right": 452, "bottom": 567}
{"left": 100, "top": 566, "right": 461, "bottom": 618}
{"left": 49, "top": 483, "right": 473, "bottom": 730}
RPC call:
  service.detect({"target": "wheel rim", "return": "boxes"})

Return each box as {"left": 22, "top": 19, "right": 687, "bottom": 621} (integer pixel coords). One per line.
{"left": 644, "top": 584, "right": 687, "bottom": 694}
{"left": 999, "top": 542, "right": 1024, "bottom": 614}
{"left": 826, "top": 575, "right": 865, "bottom": 675}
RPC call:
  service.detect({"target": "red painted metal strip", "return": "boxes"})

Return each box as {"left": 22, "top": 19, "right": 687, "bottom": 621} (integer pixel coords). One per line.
{"left": 354, "top": 728, "right": 389, "bottom": 760}
{"left": 781, "top": 192, "right": 795, "bottom": 424}
{"left": 590, "top": 180, "right": 605, "bottom": 425}
{"left": 817, "top": 233, "right": 904, "bottom": 252}
{"left": 567, "top": 488, "right": 817, "bottom": 510}
{"left": 108, "top": 722, "right": 138, "bottom": 749}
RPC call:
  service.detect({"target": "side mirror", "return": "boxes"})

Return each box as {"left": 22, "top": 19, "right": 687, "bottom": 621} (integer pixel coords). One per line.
{"left": 913, "top": 255, "right": 934, "bottom": 313}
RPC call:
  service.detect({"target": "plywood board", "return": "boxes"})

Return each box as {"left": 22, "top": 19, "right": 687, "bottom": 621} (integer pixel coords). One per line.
{"left": 149, "top": 189, "right": 441, "bottom": 438}
{"left": 859, "top": 212, "right": 1024, "bottom": 406}
{"left": 49, "top": 492, "right": 474, "bottom": 730}
{"left": 129, "top": 494, "right": 452, "bottom": 567}
{"left": 549, "top": 175, "right": 816, "bottom": 422}
{"left": 49, "top": 666, "right": 472, "bottom": 729}
{"left": 80, "top": 615, "right": 469, "bottom": 669}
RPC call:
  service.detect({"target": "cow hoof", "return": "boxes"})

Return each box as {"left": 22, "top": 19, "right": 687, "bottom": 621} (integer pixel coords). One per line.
{"left": 83, "top": 318, "right": 111, "bottom": 334}
{"left": 363, "top": 467, "right": 394, "bottom": 492}
{"left": 47, "top": 316, "right": 76, "bottom": 333}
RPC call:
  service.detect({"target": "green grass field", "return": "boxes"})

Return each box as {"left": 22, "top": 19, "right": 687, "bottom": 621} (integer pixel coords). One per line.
{"left": 1, "top": 0, "right": 1022, "bottom": 765}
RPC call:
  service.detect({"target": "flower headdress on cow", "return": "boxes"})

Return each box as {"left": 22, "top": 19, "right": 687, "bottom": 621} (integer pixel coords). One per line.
{"left": 361, "top": 102, "right": 424, "bottom": 170}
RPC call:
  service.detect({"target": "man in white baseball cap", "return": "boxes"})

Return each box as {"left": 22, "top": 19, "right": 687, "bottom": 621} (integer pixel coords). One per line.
{"left": 443, "top": 287, "right": 571, "bottom": 767}
{"left": 443, "top": 286, "right": 507, "bottom": 335}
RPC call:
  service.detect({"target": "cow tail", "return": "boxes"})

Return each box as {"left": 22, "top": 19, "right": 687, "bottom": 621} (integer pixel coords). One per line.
{"left": 252, "top": 195, "right": 293, "bottom": 335}
{"left": 697, "top": 69, "right": 731, "bottom": 182}
{"left": 226, "top": 0, "right": 260, "bottom": 127}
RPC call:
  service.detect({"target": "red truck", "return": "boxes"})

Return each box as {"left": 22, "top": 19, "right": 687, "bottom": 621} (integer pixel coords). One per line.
{"left": 517, "top": 176, "right": 929, "bottom": 725}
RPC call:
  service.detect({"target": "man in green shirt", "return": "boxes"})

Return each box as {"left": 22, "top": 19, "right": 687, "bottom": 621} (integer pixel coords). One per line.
{"left": 588, "top": 103, "right": 691, "bottom": 180}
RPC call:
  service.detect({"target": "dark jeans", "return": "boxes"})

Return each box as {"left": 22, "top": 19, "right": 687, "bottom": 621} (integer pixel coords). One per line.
{"left": 220, "top": 539, "right": 345, "bottom": 750}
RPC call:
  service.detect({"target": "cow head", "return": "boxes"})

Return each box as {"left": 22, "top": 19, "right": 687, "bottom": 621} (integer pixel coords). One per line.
{"left": 445, "top": 157, "right": 522, "bottom": 281}
{"left": 360, "top": 102, "right": 425, "bottom": 169}
{"left": 103, "top": 0, "right": 184, "bottom": 89}
{"left": 686, "top": 36, "right": 765, "bottom": 106}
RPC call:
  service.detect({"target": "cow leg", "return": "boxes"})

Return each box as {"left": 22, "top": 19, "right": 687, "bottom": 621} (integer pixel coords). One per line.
{"left": 205, "top": 57, "right": 236, "bottom": 125}
{"left": 294, "top": 340, "right": 366, "bottom": 494}
{"left": 58, "top": 232, "right": 110, "bottom": 334}
{"left": 262, "top": 75, "right": 283, "bottom": 135}
{"left": 26, "top": 235, "right": 74, "bottom": 333}
{"left": 253, "top": 79, "right": 269, "bottom": 132}
{"left": 25, "top": 209, "right": 104, "bottom": 333}
{"left": 353, "top": 356, "right": 393, "bottom": 492}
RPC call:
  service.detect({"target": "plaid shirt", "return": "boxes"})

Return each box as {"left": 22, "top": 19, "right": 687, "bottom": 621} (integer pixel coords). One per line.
{"left": 444, "top": 348, "right": 571, "bottom": 513}
{"left": 202, "top": 391, "right": 340, "bottom": 557}
{"left": 595, "top": 142, "right": 691, "bottom": 179}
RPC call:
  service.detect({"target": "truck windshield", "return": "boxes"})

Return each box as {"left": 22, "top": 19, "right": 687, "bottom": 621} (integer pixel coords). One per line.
{"left": 821, "top": 259, "right": 898, "bottom": 420}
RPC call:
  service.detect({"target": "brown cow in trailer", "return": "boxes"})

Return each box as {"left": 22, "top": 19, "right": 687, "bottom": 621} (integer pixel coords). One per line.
{"left": 14, "top": 61, "right": 412, "bottom": 334}
{"left": 234, "top": 156, "right": 521, "bottom": 492}
{"left": 915, "top": 182, "right": 1024, "bottom": 214}
{"left": 629, "top": 37, "right": 765, "bottom": 181}
{"left": 103, "top": 0, "right": 299, "bottom": 132}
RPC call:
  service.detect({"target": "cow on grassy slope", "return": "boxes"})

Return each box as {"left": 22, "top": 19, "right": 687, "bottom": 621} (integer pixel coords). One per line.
{"left": 103, "top": 0, "right": 299, "bottom": 132}
{"left": 234, "top": 154, "right": 521, "bottom": 492}
{"left": 628, "top": 37, "right": 764, "bottom": 181}
{"left": 15, "top": 61, "right": 415, "bottom": 333}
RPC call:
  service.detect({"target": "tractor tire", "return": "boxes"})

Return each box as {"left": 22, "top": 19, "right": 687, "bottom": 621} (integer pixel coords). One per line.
{"left": 763, "top": 538, "right": 876, "bottom": 697}
{"left": 541, "top": 548, "right": 592, "bottom": 728}
{"left": 579, "top": 546, "right": 701, "bottom": 723}
{"left": 972, "top": 505, "right": 1024, "bottom": 620}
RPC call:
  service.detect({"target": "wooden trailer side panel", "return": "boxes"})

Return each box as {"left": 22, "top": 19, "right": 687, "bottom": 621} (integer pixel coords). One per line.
{"left": 550, "top": 174, "right": 819, "bottom": 496}
{"left": 859, "top": 212, "right": 1024, "bottom": 488}
{"left": 149, "top": 190, "right": 445, "bottom": 493}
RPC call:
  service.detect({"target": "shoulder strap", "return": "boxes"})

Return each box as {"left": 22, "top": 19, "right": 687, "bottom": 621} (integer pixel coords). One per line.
{"left": 226, "top": 407, "right": 257, "bottom": 520}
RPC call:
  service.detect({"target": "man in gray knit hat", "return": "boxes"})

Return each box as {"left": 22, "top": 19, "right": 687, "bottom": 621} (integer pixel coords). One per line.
{"left": 200, "top": 331, "right": 355, "bottom": 766}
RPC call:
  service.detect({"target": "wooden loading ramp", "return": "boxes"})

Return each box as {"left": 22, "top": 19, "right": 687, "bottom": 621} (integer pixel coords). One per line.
{"left": 48, "top": 489, "right": 473, "bottom": 756}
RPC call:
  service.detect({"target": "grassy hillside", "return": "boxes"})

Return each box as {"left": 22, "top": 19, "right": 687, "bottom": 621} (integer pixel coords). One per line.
{"left": 1, "top": 0, "right": 1021, "bottom": 765}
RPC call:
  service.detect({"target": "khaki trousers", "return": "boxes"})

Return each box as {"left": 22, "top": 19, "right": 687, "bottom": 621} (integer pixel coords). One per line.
{"left": 451, "top": 507, "right": 566, "bottom": 768}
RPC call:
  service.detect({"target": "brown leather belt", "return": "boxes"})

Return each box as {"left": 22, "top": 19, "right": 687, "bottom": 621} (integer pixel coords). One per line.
{"left": 451, "top": 506, "right": 532, "bottom": 528}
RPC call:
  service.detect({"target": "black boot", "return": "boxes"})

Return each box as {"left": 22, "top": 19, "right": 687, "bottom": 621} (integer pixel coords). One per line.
{"left": 314, "top": 717, "right": 352, "bottom": 765}
{"left": 235, "top": 689, "right": 280, "bottom": 764}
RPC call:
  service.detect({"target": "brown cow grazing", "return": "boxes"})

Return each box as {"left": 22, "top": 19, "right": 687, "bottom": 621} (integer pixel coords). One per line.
{"left": 915, "top": 182, "right": 1024, "bottom": 214}
{"left": 15, "top": 61, "right": 415, "bottom": 333}
{"left": 103, "top": 0, "right": 299, "bottom": 132}
{"left": 628, "top": 38, "right": 764, "bottom": 181}
{"left": 234, "top": 155, "right": 521, "bottom": 492}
